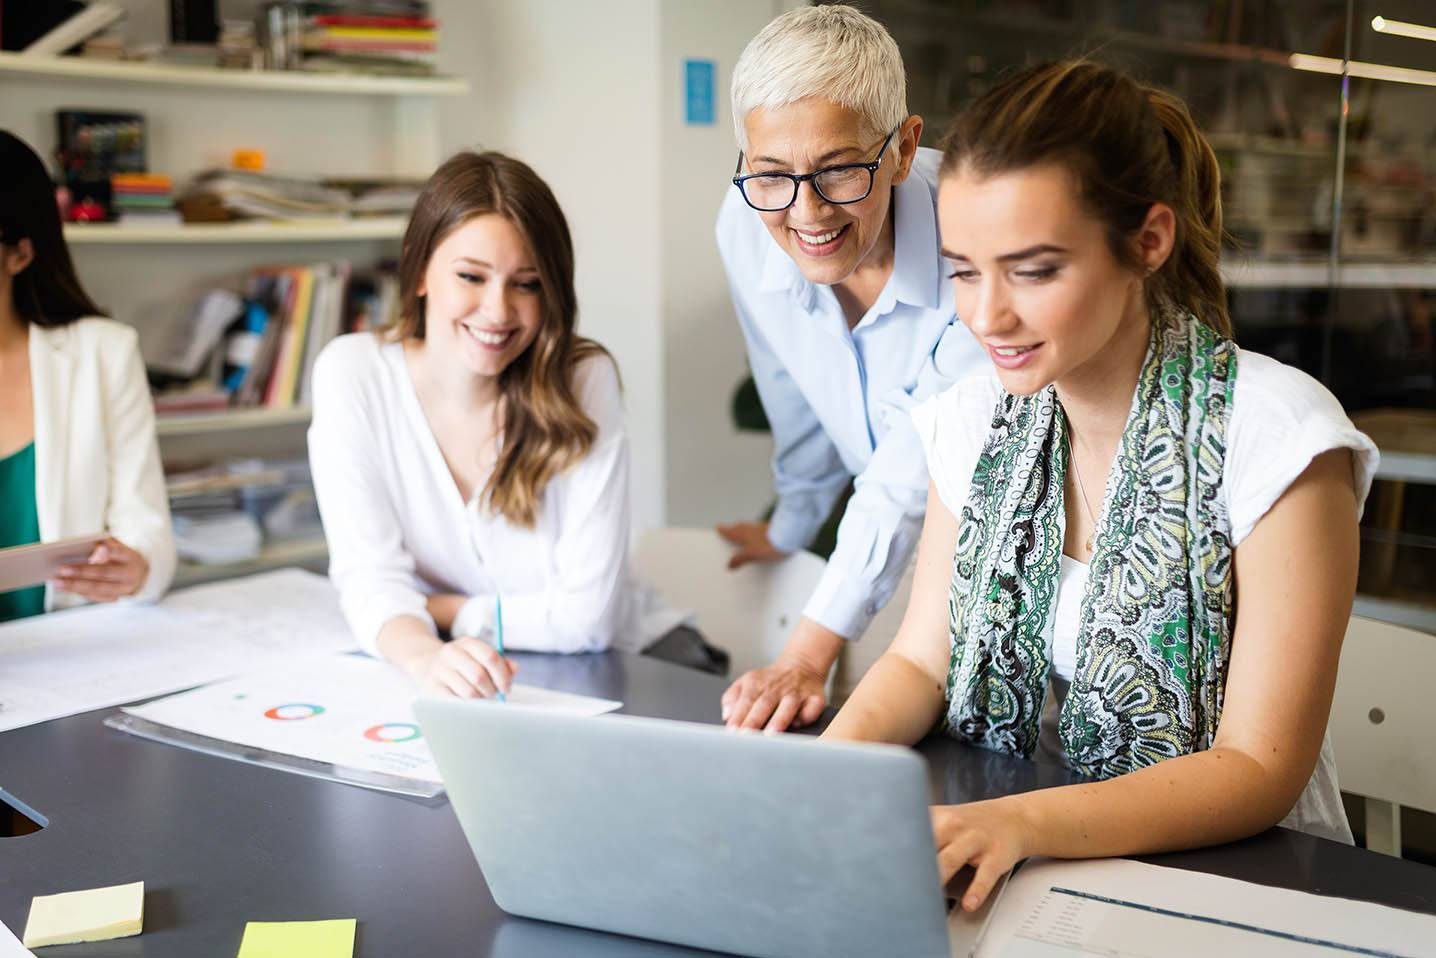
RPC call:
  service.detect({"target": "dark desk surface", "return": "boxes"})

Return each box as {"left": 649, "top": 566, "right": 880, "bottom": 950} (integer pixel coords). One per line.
{"left": 2, "top": 651, "right": 1433, "bottom": 957}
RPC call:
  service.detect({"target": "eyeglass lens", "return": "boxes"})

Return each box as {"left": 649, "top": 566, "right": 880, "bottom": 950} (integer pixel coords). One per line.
{"left": 741, "top": 165, "right": 874, "bottom": 211}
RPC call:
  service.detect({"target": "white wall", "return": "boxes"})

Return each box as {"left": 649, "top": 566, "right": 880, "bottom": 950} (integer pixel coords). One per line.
{"left": 657, "top": 0, "right": 783, "bottom": 529}
{"left": 434, "top": 0, "right": 669, "bottom": 531}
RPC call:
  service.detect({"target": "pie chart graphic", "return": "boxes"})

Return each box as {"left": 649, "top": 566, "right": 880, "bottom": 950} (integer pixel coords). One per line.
{"left": 364, "top": 722, "right": 422, "bottom": 744}
{"left": 264, "top": 703, "right": 326, "bottom": 721}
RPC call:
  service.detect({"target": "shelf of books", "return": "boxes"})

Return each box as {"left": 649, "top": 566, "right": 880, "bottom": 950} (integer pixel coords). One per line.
{"left": 1222, "top": 260, "right": 1436, "bottom": 289}
{"left": 0, "top": 51, "right": 467, "bottom": 96}
{"left": 65, "top": 217, "right": 408, "bottom": 245}
{"left": 157, "top": 406, "right": 313, "bottom": 439}
{"left": 172, "top": 535, "right": 329, "bottom": 590}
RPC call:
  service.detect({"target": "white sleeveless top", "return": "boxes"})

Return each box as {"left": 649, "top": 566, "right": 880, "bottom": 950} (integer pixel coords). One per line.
{"left": 912, "top": 349, "right": 1380, "bottom": 845}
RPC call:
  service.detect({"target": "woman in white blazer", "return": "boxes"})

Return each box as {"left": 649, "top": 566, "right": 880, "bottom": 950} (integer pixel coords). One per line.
{"left": 0, "top": 131, "right": 174, "bottom": 621}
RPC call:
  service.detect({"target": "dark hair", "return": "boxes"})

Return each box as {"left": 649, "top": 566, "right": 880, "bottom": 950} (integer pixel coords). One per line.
{"left": 0, "top": 130, "right": 102, "bottom": 327}
{"left": 939, "top": 60, "right": 1231, "bottom": 338}
{"left": 390, "top": 150, "right": 610, "bottom": 528}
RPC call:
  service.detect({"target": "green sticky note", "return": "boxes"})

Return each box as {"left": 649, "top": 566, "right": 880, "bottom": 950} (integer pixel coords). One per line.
{"left": 236, "top": 919, "right": 355, "bottom": 958}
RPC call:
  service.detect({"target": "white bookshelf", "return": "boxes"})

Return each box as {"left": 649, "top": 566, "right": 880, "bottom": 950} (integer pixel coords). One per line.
{"left": 66, "top": 218, "right": 406, "bottom": 245}
{"left": 156, "top": 406, "right": 312, "bottom": 439}
{"left": 0, "top": 51, "right": 467, "bottom": 96}
{"left": 1223, "top": 259, "right": 1436, "bottom": 289}
{"left": 172, "top": 535, "right": 329, "bottom": 589}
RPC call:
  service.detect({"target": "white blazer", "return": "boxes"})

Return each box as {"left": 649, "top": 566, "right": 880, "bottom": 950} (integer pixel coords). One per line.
{"left": 29, "top": 317, "right": 175, "bottom": 609}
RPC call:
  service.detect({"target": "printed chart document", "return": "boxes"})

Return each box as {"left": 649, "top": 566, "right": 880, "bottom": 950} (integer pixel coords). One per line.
{"left": 117, "top": 653, "right": 622, "bottom": 796}
{"left": 0, "top": 569, "right": 357, "bottom": 733}
{"left": 969, "top": 857, "right": 1434, "bottom": 958}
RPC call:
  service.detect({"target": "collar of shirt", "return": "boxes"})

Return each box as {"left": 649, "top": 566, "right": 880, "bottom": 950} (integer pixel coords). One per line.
{"left": 756, "top": 167, "right": 944, "bottom": 327}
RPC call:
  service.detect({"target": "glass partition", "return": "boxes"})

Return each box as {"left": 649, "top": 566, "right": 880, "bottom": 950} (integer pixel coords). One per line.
{"left": 839, "top": 0, "right": 1436, "bottom": 631}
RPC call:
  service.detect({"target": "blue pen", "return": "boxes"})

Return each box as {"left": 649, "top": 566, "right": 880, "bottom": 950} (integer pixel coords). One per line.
{"left": 494, "top": 594, "right": 507, "bottom": 703}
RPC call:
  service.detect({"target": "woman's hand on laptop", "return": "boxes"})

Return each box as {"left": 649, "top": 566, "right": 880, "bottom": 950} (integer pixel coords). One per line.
{"left": 418, "top": 636, "right": 518, "bottom": 699}
{"left": 931, "top": 798, "right": 1033, "bottom": 912}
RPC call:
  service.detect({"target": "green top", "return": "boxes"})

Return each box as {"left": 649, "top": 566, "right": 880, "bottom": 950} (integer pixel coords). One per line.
{"left": 0, "top": 442, "right": 45, "bottom": 622}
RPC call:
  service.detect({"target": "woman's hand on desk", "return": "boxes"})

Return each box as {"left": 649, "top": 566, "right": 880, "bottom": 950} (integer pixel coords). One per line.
{"left": 52, "top": 537, "right": 148, "bottom": 602}
{"left": 417, "top": 636, "right": 518, "bottom": 699}
{"left": 931, "top": 799, "right": 1035, "bottom": 913}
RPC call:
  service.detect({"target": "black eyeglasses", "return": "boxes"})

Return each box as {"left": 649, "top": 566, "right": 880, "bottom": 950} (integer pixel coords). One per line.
{"left": 732, "top": 129, "right": 897, "bottom": 212}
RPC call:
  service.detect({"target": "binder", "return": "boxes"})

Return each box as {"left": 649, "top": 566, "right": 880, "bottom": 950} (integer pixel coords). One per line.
{"left": 104, "top": 713, "right": 445, "bottom": 801}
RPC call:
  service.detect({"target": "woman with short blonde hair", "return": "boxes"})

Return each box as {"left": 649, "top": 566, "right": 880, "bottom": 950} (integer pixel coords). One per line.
{"left": 716, "top": 5, "right": 983, "bottom": 731}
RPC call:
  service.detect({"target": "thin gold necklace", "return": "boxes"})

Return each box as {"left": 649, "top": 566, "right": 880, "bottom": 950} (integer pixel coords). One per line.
{"left": 1064, "top": 418, "right": 1098, "bottom": 555}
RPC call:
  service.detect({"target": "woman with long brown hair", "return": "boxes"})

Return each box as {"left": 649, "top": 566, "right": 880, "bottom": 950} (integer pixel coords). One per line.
{"left": 309, "top": 151, "right": 710, "bottom": 698}
{"left": 822, "top": 60, "right": 1375, "bottom": 908}
{"left": 0, "top": 130, "right": 174, "bottom": 620}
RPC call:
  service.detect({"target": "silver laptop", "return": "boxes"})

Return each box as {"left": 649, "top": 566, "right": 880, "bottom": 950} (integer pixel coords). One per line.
{"left": 414, "top": 698, "right": 951, "bottom": 958}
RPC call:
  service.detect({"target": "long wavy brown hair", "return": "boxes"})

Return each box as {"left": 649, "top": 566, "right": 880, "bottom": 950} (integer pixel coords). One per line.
{"left": 390, "top": 151, "right": 610, "bottom": 527}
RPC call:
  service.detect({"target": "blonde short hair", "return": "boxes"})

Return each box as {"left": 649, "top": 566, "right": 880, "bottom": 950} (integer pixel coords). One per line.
{"left": 731, "top": 5, "right": 907, "bottom": 152}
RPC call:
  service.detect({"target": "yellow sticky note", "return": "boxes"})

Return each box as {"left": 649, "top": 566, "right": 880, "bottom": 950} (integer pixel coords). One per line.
{"left": 22, "top": 880, "right": 144, "bottom": 948}
{"left": 237, "top": 919, "right": 356, "bottom": 958}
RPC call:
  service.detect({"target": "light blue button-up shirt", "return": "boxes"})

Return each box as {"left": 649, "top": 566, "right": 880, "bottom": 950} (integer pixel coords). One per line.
{"left": 715, "top": 147, "right": 984, "bottom": 640}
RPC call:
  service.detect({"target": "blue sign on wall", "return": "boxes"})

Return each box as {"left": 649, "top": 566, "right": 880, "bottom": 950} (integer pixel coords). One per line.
{"left": 685, "top": 59, "right": 716, "bottom": 126}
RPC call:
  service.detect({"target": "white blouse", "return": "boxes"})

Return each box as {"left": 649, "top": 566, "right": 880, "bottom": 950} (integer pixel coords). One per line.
{"left": 911, "top": 348, "right": 1380, "bottom": 844}
{"left": 309, "top": 332, "right": 672, "bottom": 657}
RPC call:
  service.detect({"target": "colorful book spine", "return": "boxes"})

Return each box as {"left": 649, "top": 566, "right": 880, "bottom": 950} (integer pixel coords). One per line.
{"left": 317, "top": 26, "right": 436, "bottom": 41}
{"left": 310, "top": 15, "right": 437, "bottom": 29}
{"left": 270, "top": 267, "right": 317, "bottom": 408}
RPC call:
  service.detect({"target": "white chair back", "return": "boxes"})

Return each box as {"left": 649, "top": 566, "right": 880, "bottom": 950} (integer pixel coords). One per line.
{"left": 1330, "top": 615, "right": 1436, "bottom": 855}
{"left": 632, "top": 527, "right": 827, "bottom": 680}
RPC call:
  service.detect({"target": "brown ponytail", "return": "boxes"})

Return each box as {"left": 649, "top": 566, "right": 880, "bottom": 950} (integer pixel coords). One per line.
{"left": 939, "top": 60, "right": 1232, "bottom": 338}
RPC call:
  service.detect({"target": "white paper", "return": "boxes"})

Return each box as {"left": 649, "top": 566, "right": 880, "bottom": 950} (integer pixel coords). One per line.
{"left": 972, "top": 858, "right": 1433, "bottom": 958}
{"left": 125, "top": 653, "right": 443, "bottom": 783}
{"left": 0, "top": 570, "right": 357, "bottom": 732}
{"left": 122, "top": 654, "right": 623, "bottom": 785}
{"left": 0, "top": 917, "right": 35, "bottom": 957}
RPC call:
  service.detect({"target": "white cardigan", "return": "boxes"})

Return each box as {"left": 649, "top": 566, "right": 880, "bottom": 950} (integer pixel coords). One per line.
{"left": 29, "top": 317, "right": 175, "bottom": 609}
{"left": 308, "top": 333, "right": 674, "bottom": 656}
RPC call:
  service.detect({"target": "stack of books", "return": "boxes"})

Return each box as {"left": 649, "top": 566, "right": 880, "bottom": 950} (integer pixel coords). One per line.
{"left": 232, "top": 261, "right": 352, "bottom": 409}
{"left": 322, "top": 176, "right": 425, "bottom": 217}
{"left": 149, "top": 259, "right": 404, "bottom": 419}
{"left": 111, "top": 172, "right": 180, "bottom": 227}
{"left": 254, "top": 2, "right": 438, "bottom": 76}
{"left": 177, "top": 169, "right": 352, "bottom": 222}
{"left": 218, "top": 20, "right": 259, "bottom": 69}
{"left": 167, "top": 457, "right": 320, "bottom": 566}
{"left": 300, "top": 9, "right": 436, "bottom": 76}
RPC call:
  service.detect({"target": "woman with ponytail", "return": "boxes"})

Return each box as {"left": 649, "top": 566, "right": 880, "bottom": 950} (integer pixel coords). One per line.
{"left": 309, "top": 151, "right": 712, "bottom": 698}
{"left": 822, "top": 61, "right": 1376, "bottom": 908}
